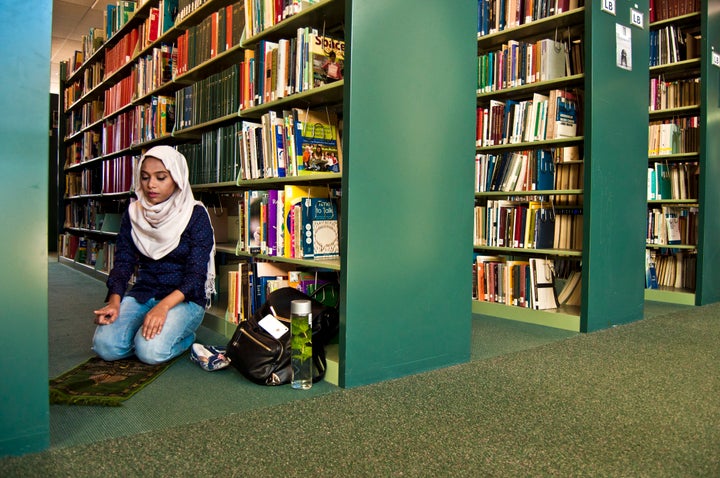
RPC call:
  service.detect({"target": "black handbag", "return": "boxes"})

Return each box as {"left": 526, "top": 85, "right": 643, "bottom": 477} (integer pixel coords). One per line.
{"left": 226, "top": 287, "right": 339, "bottom": 386}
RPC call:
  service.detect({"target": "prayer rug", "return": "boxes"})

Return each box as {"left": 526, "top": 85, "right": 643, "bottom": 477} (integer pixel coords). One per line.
{"left": 49, "top": 356, "right": 175, "bottom": 406}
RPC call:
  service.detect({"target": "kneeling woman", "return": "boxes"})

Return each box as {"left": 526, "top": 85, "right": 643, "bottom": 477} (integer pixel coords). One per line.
{"left": 92, "top": 145, "right": 215, "bottom": 365}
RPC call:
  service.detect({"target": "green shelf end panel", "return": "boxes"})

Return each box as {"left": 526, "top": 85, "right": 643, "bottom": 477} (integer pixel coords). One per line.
{"left": 581, "top": 1, "right": 650, "bottom": 332}
{"left": 696, "top": 5, "right": 720, "bottom": 305}
{"left": 0, "top": 0, "right": 52, "bottom": 456}
{"left": 340, "top": 0, "right": 477, "bottom": 388}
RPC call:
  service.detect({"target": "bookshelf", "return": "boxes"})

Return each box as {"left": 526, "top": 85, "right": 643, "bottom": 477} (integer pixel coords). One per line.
{"left": 472, "top": 2, "right": 651, "bottom": 333}
{"left": 58, "top": 0, "right": 477, "bottom": 389}
{"left": 644, "top": 2, "right": 720, "bottom": 306}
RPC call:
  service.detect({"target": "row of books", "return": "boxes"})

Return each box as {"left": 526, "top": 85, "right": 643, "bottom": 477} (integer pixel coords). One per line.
{"left": 474, "top": 200, "right": 583, "bottom": 251}
{"left": 646, "top": 205, "right": 697, "bottom": 246}
{"left": 477, "top": 0, "right": 582, "bottom": 37}
{"left": 238, "top": 30, "right": 344, "bottom": 110}
{"left": 178, "top": 105, "right": 340, "bottom": 185}
{"left": 102, "top": 110, "right": 136, "bottom": 154}
{"left": 648, "top": 118, "right": 699, "bottom": 156}
{"left": 82, "top": 100, "right": 105, "bottom": 131}
{"left": 649, "top": 77, "right": 700, "bottom": 112}
{"left": 475, "top": 152, "right": 583, "bottom": 201}
{"left": 99, "top": 2, "right": 176, "bottom": 82}
{"left": 237, "top": 186, "right": 340, "bottom": 260}
{"left": 552, "top": 163, "right": 583, "bottom": 205}
{"left": 477, "top": 89, "right": 580, "bottom": 147}
{"left": 133, "top": 96, "right": 176, "bottom": 142}
{"left": 181, "top": 122, "right": 242, "bottom": 184}
{"left": 81, "top": 63, "right": 105, "bottom": 100}
{"left": 104, "top": 75, "right": 135, "bottom": 117}
{"left": 238, "top": 107, "right": 341, "bottom": 180}
{"left": 243, "top": 0, "right": 322, "bottom": 38}
{"left": 104, "top": 16, "right": 140, "bottom": 78}
{"left": 649, "top": 0, "right": 700, "bottom": 23}
{"left": 473, "top": 256, "right": 579, "bottom": 310}
{"left": 174, "top": 63, "right": 240, "bottom": 130}
{"left": 134, "top": 45, "right": 175, "bottom": 98}
{"left": 65, "top": 170, "right": 97, "bottom": 197}
{"left": 64, "top": 200, "right": 124, "bottom": 233}
{"left": 64, "top": 156, "right": 135, "bottom": 196}
{"left": 475, "top": 148, "right": 570, "bottom": 193}
{"left": 649, "top": 24, "right": 700, "bottom": 67}
{"left": 174, "top": 1, "right": 245, "bottom": 76}
{"left": 105, "top": 1, "right": 141, "bottom": 40}
{"left": 223, "top": 261, "right": 337, "bottom": 325}
{"left": 477, "top": 37, "right": 581, "bottom": 93}
{"left": 59, "top": 234, "right": 117, "bottom": 274}
{"left": 71, "top": 59, "right": 167, "bottom": 128}
{"left": 63, "top": 80, "right": 83, "bottom": 111}
{"left": 64, "top": 130, "right": 102, "bottom": 167}
{"left": 69, "top": 96, "right": 176, "bottom": 160}
{"left": 81, "top": 28, "right": 106, "bottom": 68}
{"left": 145, "top": 1, "right": 182, "bottom": 44}
{"left": 645, "top": 249, "right": 696, "bottom": 290}
{"left": 647, "top": 161, "right": 698, "bottom": 201}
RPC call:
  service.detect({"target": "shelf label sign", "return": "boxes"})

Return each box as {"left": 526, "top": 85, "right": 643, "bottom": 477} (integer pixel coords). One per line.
{"left": 602, "top": 0, "right": 616, "bottom": 15}
{"left": 630, "top": 8, "right": 644, "bottom": 28}
{"left": 712, "top": 50, "right": 720, "bottom": 69}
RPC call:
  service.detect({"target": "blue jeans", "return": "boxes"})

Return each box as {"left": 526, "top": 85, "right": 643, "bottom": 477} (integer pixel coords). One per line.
{"left": 92, "top": 296, "right": 205, "bottom": 365}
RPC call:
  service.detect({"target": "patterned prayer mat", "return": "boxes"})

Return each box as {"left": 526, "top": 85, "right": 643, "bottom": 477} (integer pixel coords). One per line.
{"left": 49, "top": 356, "right": 175, "bottom": 406}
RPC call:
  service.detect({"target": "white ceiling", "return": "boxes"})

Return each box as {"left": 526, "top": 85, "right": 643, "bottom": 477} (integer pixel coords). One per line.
{"left": 51, "top": 0, "right": 110, "bottom": 94}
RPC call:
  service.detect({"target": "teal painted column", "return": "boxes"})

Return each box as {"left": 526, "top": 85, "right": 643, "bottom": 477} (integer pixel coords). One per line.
{"left": 696, "top": 5, "right": 720, "bottom": 305}
{"left": 582, "top": 1, "right": 649, "bottom": 332}
{"left": 0, "top": 1, "right": 52, "bottom": 455}
{"left": 340, "top": 0, "right": 477, "bottom": 387}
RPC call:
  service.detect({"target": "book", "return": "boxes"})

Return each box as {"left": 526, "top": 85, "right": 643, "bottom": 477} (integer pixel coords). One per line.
{"left": 645, "top": 250, "right": 659, "bottom": 289}
{"left": 300, "top": 197, "right": 339, "bottom": 259}
{"left": 664, "top": 207, "right": 682, "bottom": 245}
{"left": 533, "top": 207, "right": 555, "bottom": 249}
{"left": 475, "top": 255, "right": 505, "bottom": 302}
{"left": 283, "top": 185, "right": 329, "bottom": 257}
{"left": 293, "top": 107, "right": 341, "bottom": 174}
{"left": 529, "top": 258, "right": 559, "bottom": 310}
{"left": 539, "top": 38, "right": 566, "bottom": 82}
{"left": 308, "top": 33, "right": 345, "bottom": 88}
{"left": 557, "top": 270, "right": 582, "bottom": 304}
{"left": 245, "top": 190, "right": 264, "bottom": 253}
{"left": 546, "top": 89, "right": 579, "bottom": 139}
{"left": 535, "top": 149, "right": 554, "bottom": 190}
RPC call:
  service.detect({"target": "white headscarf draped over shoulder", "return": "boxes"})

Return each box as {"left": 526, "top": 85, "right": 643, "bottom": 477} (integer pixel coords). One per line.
{"left": 129, "top": 145, "right": 216, "bottom": 303}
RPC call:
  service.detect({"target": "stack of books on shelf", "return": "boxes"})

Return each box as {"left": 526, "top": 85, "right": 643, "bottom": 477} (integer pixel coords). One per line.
{"left": 477, "top": 0, "right": 583, "bottom": 37}
{"left": 239, "top": 29, "right": 344, "bottom": 109}
{"left": 223, "top": 263, "right": 338, "bottom": 324}
{"left": 238, "top": 185, "right": 340, "bottom": 261}
{"left": 473, "top": 255, "right": 583, "bottom": 310}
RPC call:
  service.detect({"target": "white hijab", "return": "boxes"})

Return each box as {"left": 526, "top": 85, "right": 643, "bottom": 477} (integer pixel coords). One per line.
{"left": 129, "top": 145, "right": 216, "bottom": 304}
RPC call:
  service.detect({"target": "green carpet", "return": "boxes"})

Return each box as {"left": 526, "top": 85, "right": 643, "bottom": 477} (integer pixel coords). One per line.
{"left": 2, "top": 260, "right": 716, "bottom": 476}
{"left": 49, "top": 356, "right": 176, "bottom": 406}
{"left": 1, "top": 302, "right": 718, "bottom": 476}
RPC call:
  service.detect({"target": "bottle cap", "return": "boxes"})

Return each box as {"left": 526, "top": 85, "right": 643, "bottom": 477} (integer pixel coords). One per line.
{"left": 290, "top": 299, "right": 312, "bottom": 315}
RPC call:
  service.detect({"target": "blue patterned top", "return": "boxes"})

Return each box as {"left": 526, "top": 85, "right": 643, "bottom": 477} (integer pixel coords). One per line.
{"left": 106, "top": 205, "right": 214, "bottom": 307}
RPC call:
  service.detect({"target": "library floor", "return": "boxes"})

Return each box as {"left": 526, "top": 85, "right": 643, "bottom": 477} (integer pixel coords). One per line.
{"left": 1, "top": 258, "right": 718, "bottom": 476}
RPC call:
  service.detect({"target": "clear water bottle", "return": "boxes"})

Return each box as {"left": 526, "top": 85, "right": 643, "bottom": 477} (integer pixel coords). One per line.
{"left": 290, "top": 299, "right": 313, "bottom": 390}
